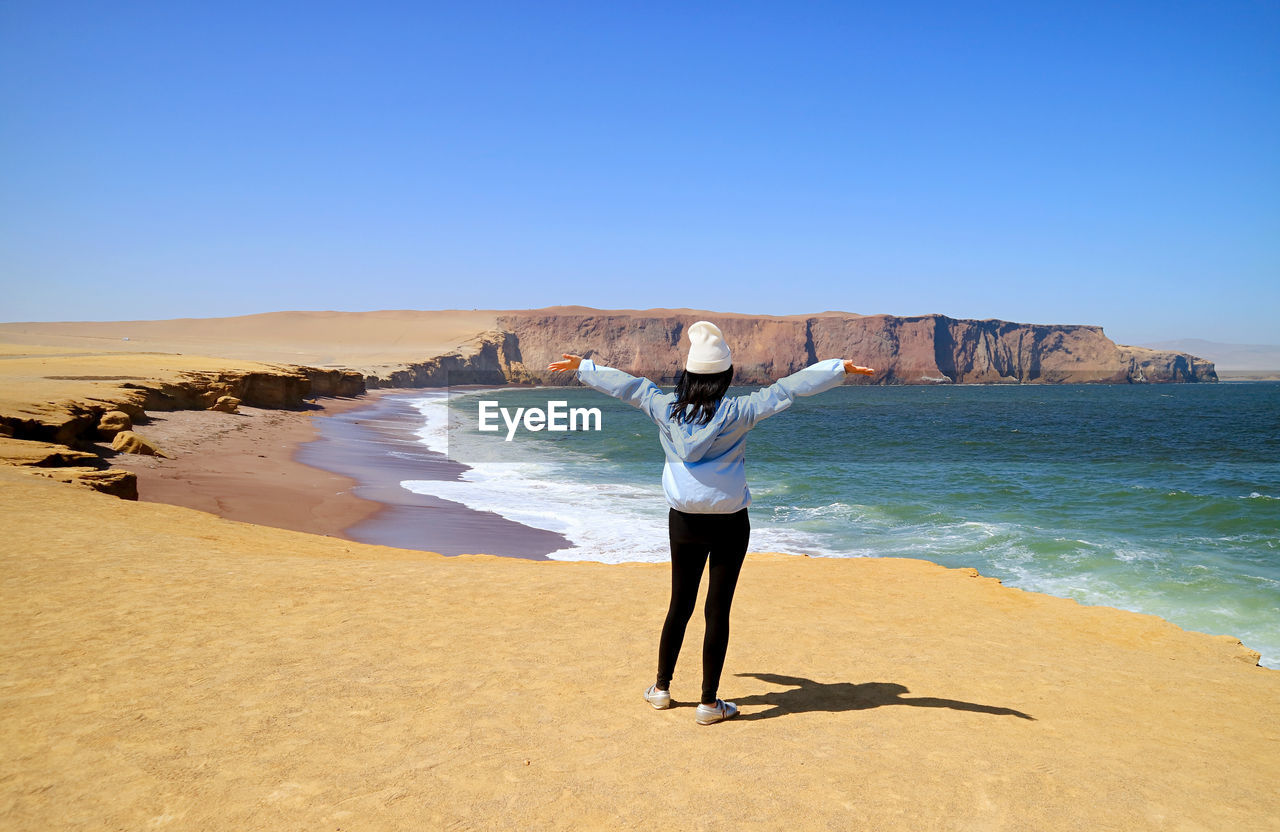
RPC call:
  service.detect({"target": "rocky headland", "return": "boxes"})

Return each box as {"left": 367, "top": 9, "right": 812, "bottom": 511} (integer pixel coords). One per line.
{"left": 465, "top": 309, "right": 1218, "bottom": 387}
{"left": 0, "top": 307, "right": 1217, "bottom": 502}
{"left": 0, "top": 307, "right": 1217, "bottom": 390}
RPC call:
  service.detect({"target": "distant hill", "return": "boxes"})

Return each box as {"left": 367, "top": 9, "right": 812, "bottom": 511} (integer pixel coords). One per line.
{"left": 1141, "top": 339, "right": 1280, "bottom": 371}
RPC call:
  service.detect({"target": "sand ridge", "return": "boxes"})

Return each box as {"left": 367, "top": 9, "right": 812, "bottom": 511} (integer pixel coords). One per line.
{"left": 1, "top": 468, "right": 1277, "bottom": 830}
{"left": 0, "top": 310, "right": 502, "bottom": 369}
{"left": 0, "top": 344, "right": 302, "bottom": 424}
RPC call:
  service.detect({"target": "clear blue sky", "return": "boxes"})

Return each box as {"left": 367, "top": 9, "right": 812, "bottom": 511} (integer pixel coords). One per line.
{"left": 2, "top": 1, "right": 1276, "bottom": 344}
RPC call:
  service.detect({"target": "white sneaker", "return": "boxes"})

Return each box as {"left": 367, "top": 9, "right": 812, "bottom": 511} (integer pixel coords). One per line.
{"left": 695, "top": 699, "right": 739, "bottom": 725}
{"left": 644, "top": 684, "right": 672, "bottom": 710}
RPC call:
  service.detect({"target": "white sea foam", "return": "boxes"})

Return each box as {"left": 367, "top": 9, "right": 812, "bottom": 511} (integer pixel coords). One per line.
{"left": 397, "top": 393, "right": 847, "bottom": 562}
{"left": 400, "top": 460, "right": 858, "bottom": 563}
{"left": 403, "top": 460, "right": 671, "bottom": 562}
{"left": 400, "top": 393, "right": 666, "bottom": 561}
{"left": 1112, "top": 546, "right": 1162, "bottom": 563}
{"left": 405, "top": 392, "right": 453, "bottom": 456}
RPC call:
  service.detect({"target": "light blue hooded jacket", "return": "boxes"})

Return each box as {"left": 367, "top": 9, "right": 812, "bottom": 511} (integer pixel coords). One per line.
{"left": 575, "top": 358, "right": 849, "bottom": 513}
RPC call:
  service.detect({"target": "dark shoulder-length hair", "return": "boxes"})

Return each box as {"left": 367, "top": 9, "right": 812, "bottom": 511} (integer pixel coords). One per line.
{"left": 669, "top": 366, "right": 734, "bottom": 426}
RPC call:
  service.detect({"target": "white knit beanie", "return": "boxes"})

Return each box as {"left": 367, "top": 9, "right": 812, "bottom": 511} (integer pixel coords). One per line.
{"left": 685, "top": 321, "right": 732, "bottom": 374}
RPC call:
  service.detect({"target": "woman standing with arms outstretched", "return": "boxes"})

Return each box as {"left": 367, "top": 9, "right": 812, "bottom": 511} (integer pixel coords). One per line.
{"left": 549, "top": 321, "right": 874, "bottom": 725}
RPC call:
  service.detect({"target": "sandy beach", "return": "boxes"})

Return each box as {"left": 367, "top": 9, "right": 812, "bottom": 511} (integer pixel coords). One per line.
{"left": 98, "top": 389, "right": 576, "bottom": 557}
{"left": 296, "top": 391, "right": 573, "bottom": 557}
{"left": 1, "top": 336, "right": 1278, "bottom": 830}
{"left": 2, "top": 465, "right": 1277, "bottom": 830}
{"left": 99, "top": 397, "right": 380, "bottom": 539}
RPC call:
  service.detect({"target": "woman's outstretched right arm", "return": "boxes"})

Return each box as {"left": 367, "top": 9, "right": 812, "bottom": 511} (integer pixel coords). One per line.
{"left": 547, "top": 353, "right": 668, "bottom": 422}
{"left": 738, "top": 359, "right": 875, "bottom": 427}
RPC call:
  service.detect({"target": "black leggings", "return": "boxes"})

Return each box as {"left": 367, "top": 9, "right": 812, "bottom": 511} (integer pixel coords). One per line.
{"left": 656, "top": 507, "right": 750, "bottom": 705}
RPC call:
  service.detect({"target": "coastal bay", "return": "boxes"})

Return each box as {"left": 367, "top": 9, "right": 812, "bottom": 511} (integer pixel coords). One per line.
{"left": 1, "top": 329, "right": 1276, "bottom": 830}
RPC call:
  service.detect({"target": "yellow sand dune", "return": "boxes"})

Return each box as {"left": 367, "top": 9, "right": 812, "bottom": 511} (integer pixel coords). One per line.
{"left": 0, "top": 310, "right": 500, "bottom": 370}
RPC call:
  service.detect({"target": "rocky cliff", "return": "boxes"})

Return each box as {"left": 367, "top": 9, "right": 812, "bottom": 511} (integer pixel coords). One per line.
{"left": 365, "top": 331, "right": 535, "bottom": 388}
{"left": 1, "top": 366, "right": 365, "bottom": 446}
{"left": 0, "top": 351, "right": 365, "bottom": 500}
{"left": 367, "top": 311, "right": 1216, "bottom": 387}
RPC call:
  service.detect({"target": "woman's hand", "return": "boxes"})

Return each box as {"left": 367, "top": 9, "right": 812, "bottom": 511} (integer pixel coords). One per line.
{"left": 548, "top": 353, "right": 583, "bottom": 373}
{"left": 843, "top": 360, "right": 875, "bottom": 376}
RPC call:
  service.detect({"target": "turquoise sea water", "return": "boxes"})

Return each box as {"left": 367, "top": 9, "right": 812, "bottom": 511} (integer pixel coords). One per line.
{"left": 394, "top": 382, "right": 1280, "bottom": 668}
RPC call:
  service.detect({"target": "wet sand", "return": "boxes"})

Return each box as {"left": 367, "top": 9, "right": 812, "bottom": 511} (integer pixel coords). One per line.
{"left": 297, "top": 392, "right": 571, "bottom": 558}
{"left": 101, "top": 396, "right": 382, "bottom": 540}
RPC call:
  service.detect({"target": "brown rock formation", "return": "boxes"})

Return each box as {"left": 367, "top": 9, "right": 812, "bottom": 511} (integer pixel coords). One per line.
{"left": 0, "top": 437, "right": 138, "bottom": 499}
{"left": 209, "top": 396, "right": 241, "bottom": 414}
{"left": 59, "top": 467, "right": 139, "bottom": 499}
{"left": 97, "top": 410, "right": 133, "bottom": 438}
{"left": 365, "top": 331, "right": 536, "bottom": 388}
{"left": 469, "top": 311, "right": 1217, "bottom": 387}
{"left": 0, "top": 437, "right": 103, "bottom": 468}
{"left": 0, "top": 308, "right": 1213, "bottom": 390}
{"left": 352, "top": 310, "right": 1214, "bottom": 388}
{"left": 303, "top": 368, "right": 366, "bottom": 398}
{"left": 0, "top": 348, "right": 368, "bottom": 503}
{"left": 111, "top": 431, "right": 169, "bottom": 458}
{"left": 0, "top": 351, "right": 366, "bottom": 447}
{"left": 127, "top": 370, "right": 311, "bottom": 412}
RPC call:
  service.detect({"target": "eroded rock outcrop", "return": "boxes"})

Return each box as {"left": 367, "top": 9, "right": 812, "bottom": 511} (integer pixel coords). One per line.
{"left": 1, "top": 365, "right": 366, "bottom": 446}
{"left": 304, "top": 368, "right": 366, "bottom": 398}
{"left": 373, "top": 311, "right": 1212, "bottom": 387}
{"left": 0, "top": 354, "right": 366, "bottom": 503}
{"left": 0, "top": 437, "right": 104, "bottom": 468}
{"left": 0, "top": 437, "right": 138, "bottom": 499}
{"left": 97, "top": 410, "right": 133, "bottom": 438}
{"left": 111, "top": 430, "right": 170, "bottom": 458}
{"left": 124, "top": 370, "right": 311, "bottom": 412}
{"left": 365, "top": 331, "right": 537, "bottom": 388}
{"left": 62, "top": 468, "right": 139, "bottom": 499}
{"left": 209, "top": 396, "right": 241, "bottom": 414}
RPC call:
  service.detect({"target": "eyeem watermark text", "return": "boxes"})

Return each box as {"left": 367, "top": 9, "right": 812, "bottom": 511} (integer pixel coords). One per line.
{"left": 477, "top": 400, "right": 603, "bottom": 441}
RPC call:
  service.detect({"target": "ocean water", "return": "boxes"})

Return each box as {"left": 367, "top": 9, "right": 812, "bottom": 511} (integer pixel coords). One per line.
{"left": 393, "top": 382, "right": 1280, "bottom": 668}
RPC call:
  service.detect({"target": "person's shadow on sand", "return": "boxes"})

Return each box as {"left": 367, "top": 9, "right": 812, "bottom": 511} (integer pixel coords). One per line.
{"left": 731, "top": 672, "right": 1035, "bottom": 721}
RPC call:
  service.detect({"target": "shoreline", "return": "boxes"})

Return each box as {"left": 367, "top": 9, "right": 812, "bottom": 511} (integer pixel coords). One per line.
{"left": 55, "top": 375, "right": 1280, "bottom": 667}
{"left": 105, "top": 388, "right": 572, "bottom": 559}
{"left": 296, "top": 391, "right": 571, "bottom": 558}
